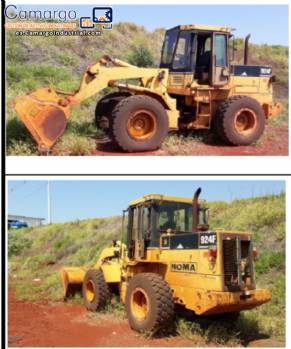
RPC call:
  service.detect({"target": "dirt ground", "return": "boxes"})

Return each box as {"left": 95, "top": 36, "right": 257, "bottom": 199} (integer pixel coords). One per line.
{"left": 8, "top": 288, "right": 284, "bottom": 348}
{"left": 90, "top": 125, "right": 288, "bottom": 156}
{"left": 8, "top": 288, "right": 193, "bottom": 347}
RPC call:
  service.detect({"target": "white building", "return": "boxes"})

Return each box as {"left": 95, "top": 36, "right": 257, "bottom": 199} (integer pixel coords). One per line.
{"left": 8, "top": 214, "right": 45, "bottom": 227}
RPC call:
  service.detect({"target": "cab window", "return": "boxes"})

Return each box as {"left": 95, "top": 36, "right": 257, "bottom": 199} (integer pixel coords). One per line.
{"left": 215, "top": 34, "right": 227, "bottom": 67}
{"left": 172, "top": 31, "right": 193, "bottom": 71}
{"left": 142, "top": 206, "right": 151, "bottom": 237}
{"left": 161, "top": 29, "right": 179, "bottom": 65}
{"left": 157, "top": 201, "right": 192, "bottom": 232}
{"left": 131, "top": 207, "right": 138, "bottom": 240}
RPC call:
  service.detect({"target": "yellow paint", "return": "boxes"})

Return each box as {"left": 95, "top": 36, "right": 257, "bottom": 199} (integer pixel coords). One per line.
{"left": 171, "top": 287, "right": 271, "bottom": 315}
{"left": 60, "top": 242, "right": 123, "bottom": 297}
{"left": 129, "top": 194, "right": 194, "bottom": 206}
{"left": 178, "top": 24, "right": 233, "bottom": 33}
{"left": 60, "top": 193, "right": 271, "bottom": 316}
{"left": 101, "top": 263, "right": 122, "bottom": 283}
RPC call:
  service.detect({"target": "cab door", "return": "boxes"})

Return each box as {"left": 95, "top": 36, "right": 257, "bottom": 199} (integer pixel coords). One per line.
{"left": 134, "top": 205, "right": 145, "bottom": 259}
{"left": 211, "top": 33, "right": 230, "bottom": 86}
{"left": 128, "top": 205, "right": 149, "bottom": 260}
{"left": 168, "top": 30, "right": 196, "bottom": 94}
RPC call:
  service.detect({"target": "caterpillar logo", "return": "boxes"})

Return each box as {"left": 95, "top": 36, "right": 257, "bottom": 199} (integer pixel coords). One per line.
{"left": 171, "top": 262, "right": 197, "bottom": 273}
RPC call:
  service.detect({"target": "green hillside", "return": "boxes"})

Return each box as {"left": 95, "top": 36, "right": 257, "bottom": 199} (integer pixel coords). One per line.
{"left": 8, "top": 193, "right": 285, "bottom": 344}
{"left": 5, "top": 23, "right": 288, "bottom": 155}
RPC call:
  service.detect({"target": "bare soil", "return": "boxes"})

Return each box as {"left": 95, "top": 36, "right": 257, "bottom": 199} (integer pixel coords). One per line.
{"left": 92, "top": 125, "right": 288, "bottom": 156}
{"left": 8, "top": 288, "right": 192, "bottom": 347}
{"left": 8, "top": 288, "right": 285, "bottom": 347}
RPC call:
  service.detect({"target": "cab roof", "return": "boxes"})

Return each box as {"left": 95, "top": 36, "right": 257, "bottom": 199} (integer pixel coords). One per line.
{"left": 168, "top": 24, "right": 234, "bottom": 33}
{"left": 129, "top": 194, "right": 193, "bottom": 206}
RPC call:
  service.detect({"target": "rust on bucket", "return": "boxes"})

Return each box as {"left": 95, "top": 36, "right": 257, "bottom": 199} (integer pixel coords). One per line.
{"left": 13, "top": 87, "right": 71, "bottom": 150}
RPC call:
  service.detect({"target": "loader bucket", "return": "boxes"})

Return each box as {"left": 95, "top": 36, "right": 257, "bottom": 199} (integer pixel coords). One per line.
{"left": 60, "top": 267, "right": 87, "bottom": 299}
{"left": 13, "top": 88, "right": 71, "bottom": 150}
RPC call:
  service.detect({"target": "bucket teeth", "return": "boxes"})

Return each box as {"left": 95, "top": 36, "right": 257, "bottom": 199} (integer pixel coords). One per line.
{"left": 13, "top": 88, "right": 71, "bottom": 150}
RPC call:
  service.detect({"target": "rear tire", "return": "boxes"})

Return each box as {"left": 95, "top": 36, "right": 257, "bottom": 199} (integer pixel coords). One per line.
{"left": 111, "top": 95, "right": 169, "bottom": 152}
{"left": 83, "top": 269, "right": 110, "bottom": 311}
{"left": 95, "top": 92, "right": 132, "bottom": 131}
{"left": 214, "top": 96, "right": 265, "bottom": 145}
{"left": 125, "top": 273, "right": 174, "bottom": 332}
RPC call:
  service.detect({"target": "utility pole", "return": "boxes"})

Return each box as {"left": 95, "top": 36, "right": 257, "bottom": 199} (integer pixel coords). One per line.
{"left": 47, "top": 180, "right": 51, "bottom": 224}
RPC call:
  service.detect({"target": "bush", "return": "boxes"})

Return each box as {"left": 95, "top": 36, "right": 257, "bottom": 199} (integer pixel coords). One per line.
{"left": 23, "top": 254, "right": 56, "bottom": 271}
{"left": 255, "top": 250, "right": 285, "bottom": 274}
{"left": 6, "top": 32, "right": 27, "bottom": 64}
{"left": 128, "top": 44, "right": 154, "bottom": 67}
{"left": 8, "top": 232, "right": 32, "bottom": 257}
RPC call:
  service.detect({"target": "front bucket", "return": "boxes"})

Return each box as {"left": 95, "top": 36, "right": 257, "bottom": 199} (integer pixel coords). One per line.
{"left": 13, "top": 88, "right": 71, "bottom": 150}
{"left": 60, "top": 267, "right": 87, "bottom": 299}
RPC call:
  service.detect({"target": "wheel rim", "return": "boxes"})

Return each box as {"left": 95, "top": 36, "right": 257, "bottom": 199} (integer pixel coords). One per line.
{"left": 131, "top": 288, "right": 150, "bottom": 321}
{"left": 234, "top": 108, "right": 257, "bottom": 135}
{"left": 127, "top": 109, "right": 157, "bottom": 140}
{"left": 86, "top": 280, "right": 95, "bottom": 302}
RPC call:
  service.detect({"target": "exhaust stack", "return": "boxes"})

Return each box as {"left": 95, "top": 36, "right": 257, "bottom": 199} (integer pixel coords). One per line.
{"left": 192, "top": 187, "right": 202, "bottom": 232}
{"left": 244, "top": 34, "right": 251, "bottom": 65}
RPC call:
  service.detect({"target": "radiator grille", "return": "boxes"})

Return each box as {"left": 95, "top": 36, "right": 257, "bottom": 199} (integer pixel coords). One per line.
{"left": 171, "top": 75, "right": 184, "bottom": 85}
{"left": 223, "top": 239, "right": 239, "bottom": 290}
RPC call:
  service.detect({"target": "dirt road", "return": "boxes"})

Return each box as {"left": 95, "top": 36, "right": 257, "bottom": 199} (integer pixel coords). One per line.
{"left": 90, "top": 125, "right": 288, "bottom": 156}
{"left": 8, "top": 288, "right": 193, "bottom": 347}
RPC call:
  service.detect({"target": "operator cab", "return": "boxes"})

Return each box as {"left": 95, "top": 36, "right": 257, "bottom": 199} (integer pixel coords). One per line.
{"left": 123, "top": 191, "right": 209, "bottom": 260}
{"left": 160, "top": 24, "right": 231, "bottom": 86}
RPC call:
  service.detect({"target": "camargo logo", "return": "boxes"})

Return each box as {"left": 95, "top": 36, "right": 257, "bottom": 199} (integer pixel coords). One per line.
{"left": 171, "top": 262, "right": 197, "bottom": 273}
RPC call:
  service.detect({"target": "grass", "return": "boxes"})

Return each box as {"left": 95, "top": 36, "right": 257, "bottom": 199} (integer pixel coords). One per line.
{"left": 8, "top": 193, "right": 285, "bottom": 345}
{"left": 269, "top": 99, "right": 289, "bottom": 127}
{"left": 161, "top": 130, "right": 221, "bottom": 155}
{"left": 5, "top": 23, "right": 288, "bottom": 156}
{"left": 209, "top": 192, "right": 286, "bottom": 244}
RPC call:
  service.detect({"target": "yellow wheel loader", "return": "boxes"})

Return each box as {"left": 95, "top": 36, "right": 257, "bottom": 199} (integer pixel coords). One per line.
{"left": 14, "top": 24, "right": 282, "bottom": 152}
{"left": 60, "top": 188, "right": 271, "bottom": 332}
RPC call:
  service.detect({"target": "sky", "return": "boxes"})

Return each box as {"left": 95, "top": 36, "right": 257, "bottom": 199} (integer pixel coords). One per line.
{"left": 5, "top": 4, "right": 289, "bottom": 45}
{"left": 8, "top": 180, "right": 285, "bottom": 224}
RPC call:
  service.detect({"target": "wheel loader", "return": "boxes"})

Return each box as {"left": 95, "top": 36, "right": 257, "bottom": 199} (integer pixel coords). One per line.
{"left": 13, "top": 24, "right": 282, "bottom": 152}
{"left": 60, "top": 188, "right": 271, "bottom": 332}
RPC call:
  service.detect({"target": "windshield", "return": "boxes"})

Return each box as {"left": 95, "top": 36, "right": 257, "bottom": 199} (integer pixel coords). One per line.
{"left": 161, "top": 29, "right": 179, "bottom": 66}
{"left": 157, "top": 201, "right": 209, "bottom": 232}
{"left": 157, "top": 201, "right": 193, "bottom": 232}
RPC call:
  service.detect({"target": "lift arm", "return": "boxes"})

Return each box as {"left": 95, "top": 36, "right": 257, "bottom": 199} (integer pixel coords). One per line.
{"left": 13, "top": 56, "right": 169, "bottom": 150}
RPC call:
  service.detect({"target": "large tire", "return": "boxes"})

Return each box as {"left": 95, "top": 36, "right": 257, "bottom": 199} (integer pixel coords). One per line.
{"left": 111, "top": 95, "right": 169, "bottom": 152}
{"left": 83, "top": 269, "right": 110, "bottom": 311}
{"left": 95, "top": 92, "right": 132, "bottom": 130}
{"left": 125, "top": 273, "right": 174, "bottom": 332}
{"left": 214, "top": 96, "right": 265, "bottom": 145}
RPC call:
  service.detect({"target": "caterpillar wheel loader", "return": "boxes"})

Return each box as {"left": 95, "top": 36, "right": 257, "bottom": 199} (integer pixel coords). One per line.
{"left": 14, "top": 24, "right": 282, "bottom": 152}
{"left": 60, "top": 188, "right": 271, "bottom": 332}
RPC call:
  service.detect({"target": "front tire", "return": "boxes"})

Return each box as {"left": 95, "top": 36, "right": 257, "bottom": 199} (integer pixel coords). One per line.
{"left": 214, "top": 96, "right": 266, "bottom": 145}
{"left": 111, "top": 95, "right": 169, "bottom": 152}
{"left": 83, "top": 269, "right": 110, "bottom": 311}
{"left": 95, "top": 92, "right": 132, "bottom": 130}
{"left": 125, "top": 273, "right": 174, "bottom": 332}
